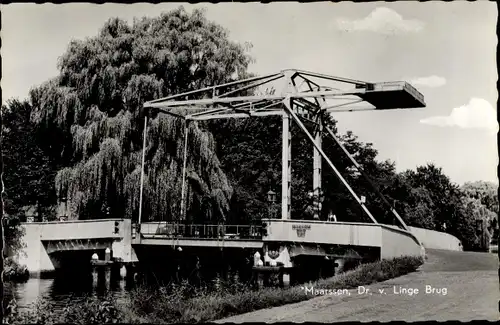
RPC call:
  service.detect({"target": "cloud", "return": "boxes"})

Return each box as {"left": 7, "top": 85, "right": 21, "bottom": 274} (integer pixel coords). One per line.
{"left": 336, "top": 7, "right": 425, "bottom": 35}
{"left": 410, "top": 76, "right": 447, "bottom": 88}
{"left": 420, "top": 98, "right": 498, "bottom": 133}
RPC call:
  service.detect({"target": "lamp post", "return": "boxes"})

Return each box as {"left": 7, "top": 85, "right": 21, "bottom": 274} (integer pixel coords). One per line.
{"left": 267, "top": 190, "right": 277, "bottom": 219}
{"left": 393, "top": 199, "right": 397, "bottom": 225}
{"left": 476, "top": 218, "right": 485, "bottom": 251}
{"left": 60, "top": 196, "right": 68, "bottom": 221}
{"left": 305, "top": 191, "right": 314, "bottom": 220}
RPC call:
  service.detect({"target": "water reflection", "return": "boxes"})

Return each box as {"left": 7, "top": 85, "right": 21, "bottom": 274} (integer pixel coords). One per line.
{"left": 7, "top": 261, "right": 253, "bottom": 317}
{"left": 9, "top": 269, "right": 134, "bottom": 314}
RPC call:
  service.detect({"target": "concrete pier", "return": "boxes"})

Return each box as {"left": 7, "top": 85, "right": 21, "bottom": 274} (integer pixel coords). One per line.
{"left": 18, "top": 219, "right": 138, "bottom": 275}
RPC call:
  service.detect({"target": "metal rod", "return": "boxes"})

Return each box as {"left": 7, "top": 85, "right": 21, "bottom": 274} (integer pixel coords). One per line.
{"left": 180, "top": 121, "right": 189, "bottom": 222}
{"left": 299, "top": 74, "right": 363, "bottom": 102}
{"left": 269, "top": 99, "right": 370, "bottom": 120}
{"left": 145, "top": 89, "right": 370, "bottom": 108}
{"left": 322, "top": 99, "right": 365, "bottom": 111}
{"left": 297, "top": 115, "right": 321, "bottom": 126}
{"left": 326, "top": 107, "right": 377, "bottom": 113}
{"left": 231, "top": 98, "right": 281, "bottom": 110}
{"left": 282, "top": 96, "right": 378, "bottom": 224}
{"left": 295, "top": 97, "right": 320, "bottom": 111}
{"left": 313, "top": 117, "right": 322, "bottom": 221}
{"left": 187, "top": 110, "right": 284, "bottom": 121}
{"left": 187, "top": 107, "right": 233, "bottom": 118}
{"left": 301, "top": 76, "right": 323, "bottom": 220}
{"left": 230, "top": 100, "right": 283, "bottom": 112}
{"left": 146, "top": 73, "right": 282, "bottom": 104}
{"left": 155, "top": 108, "right": 186, "bottom": 119}
{"left": 253, "top": 100, "right": 283, "bottom": 111}
{"left": 218, "top": 73, "right": 284, "bottom": 98}
{"left": 298, "top": 74, "right": 322, "bottom": 89}
{"left": 282, "top": 113, "right": 291, "bottom": 220}
{"left": 301, "top": 76, "right": 323, "bottom": 108}
{"left": 322, "top": 124, "right": 409, "bottom": 231}
{"left": 280, "top": 72, "right": 298, "bottom": 221}
{"left": 138, "top": 115, "right": 148, "bottom": 226}
{"left": 210, "top": 99, "right": 272, "bottom": 112}
{"left": 296, "top": 70, "right": 368, "bottom": 86}
{"left": 293, "top": 99, "right": 317, "bottom": 118}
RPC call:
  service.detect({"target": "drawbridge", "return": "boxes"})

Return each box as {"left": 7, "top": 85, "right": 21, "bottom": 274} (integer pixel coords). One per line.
{"left": 135, "top": 69, "right": 426, "bottom": 267}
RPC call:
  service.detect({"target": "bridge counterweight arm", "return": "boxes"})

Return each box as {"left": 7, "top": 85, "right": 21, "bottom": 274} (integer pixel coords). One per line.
{"left": 180, "top": 121, "right": 189, "bottom": 222}
{"left": 138, "top": 115, "right": 148, "bottom": 226}
{"left": 282, "top": 96, "right": 379, "bottom": 224}
{"left": 217, "top": 73, "right": 285, "bottom": 98}
{"left": 322, "top": 124, "right": 410, "bottom": 231}
{"left": 147, "top": 73, "right": 283, "bottom": 105}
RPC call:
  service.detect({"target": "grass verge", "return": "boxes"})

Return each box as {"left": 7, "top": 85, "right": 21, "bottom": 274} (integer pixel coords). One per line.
{"left": 128, "top": 255, "right": 424, "bottom": 323}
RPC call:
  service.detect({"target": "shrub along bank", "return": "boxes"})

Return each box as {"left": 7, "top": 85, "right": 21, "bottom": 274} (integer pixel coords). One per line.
{"left": 3, "top": 257, "right": 29, "bottom": 282}
{"left": 129, "top": 255, "right": 424, "bottom": 323}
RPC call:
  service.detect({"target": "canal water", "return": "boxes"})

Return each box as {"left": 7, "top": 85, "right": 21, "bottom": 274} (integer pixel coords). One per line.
{"left": 5, "top": 266, "right": 251, "bottom": 317}
{"left": 5, "top": 270, "right": 134, "bottom": 316}
{"left": 4, "top": 252, "right": 293, "bottom": 318}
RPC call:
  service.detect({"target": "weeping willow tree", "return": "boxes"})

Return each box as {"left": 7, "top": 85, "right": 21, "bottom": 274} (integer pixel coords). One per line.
{"left": 30, "top": 7, "right": 253, "bottom": 223}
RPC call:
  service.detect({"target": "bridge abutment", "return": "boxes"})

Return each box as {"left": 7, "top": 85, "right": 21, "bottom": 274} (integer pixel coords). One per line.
{"left": 17, "top": 219, "right": 138, "bottom": 276}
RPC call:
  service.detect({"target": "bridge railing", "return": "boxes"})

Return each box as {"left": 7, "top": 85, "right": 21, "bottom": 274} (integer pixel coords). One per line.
{"left": 139, "top": 222, "right": 263, "bottom": 240}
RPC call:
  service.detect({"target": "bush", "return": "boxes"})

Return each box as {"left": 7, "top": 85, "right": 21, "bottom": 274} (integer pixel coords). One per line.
{"left": 4, "top": 294, "right": 124, "bottom": 324}
{"left": 3, "top": 258, "right": 29, "bottom": 282}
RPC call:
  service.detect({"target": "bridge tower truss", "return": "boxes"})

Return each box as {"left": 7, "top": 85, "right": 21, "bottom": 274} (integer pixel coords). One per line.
{"left": 138, "top": 69, "right": 426, "bottom": 231}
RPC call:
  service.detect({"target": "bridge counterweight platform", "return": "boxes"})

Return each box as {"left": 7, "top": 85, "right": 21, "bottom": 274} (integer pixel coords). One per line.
{"left": 357, "top": 81, "right": 425, "bottom": 109}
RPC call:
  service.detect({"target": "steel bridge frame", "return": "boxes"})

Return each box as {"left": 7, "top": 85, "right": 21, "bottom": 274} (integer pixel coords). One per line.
{"left": 138, "top": 69, "right": 425, "bottom": 232}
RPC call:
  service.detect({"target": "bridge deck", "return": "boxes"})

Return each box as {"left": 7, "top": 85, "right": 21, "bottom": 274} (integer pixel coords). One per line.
{"left": 135, "top": 220, "right": 423, "bottom": 259}
{"left": 26, "top": 219, "right": 127, "bottom": 241}
{"left": 136, "top": 222, "right": 264, "bottom": 249}
{"left": 137, "top": 236, "right": 263, "bottom": 249}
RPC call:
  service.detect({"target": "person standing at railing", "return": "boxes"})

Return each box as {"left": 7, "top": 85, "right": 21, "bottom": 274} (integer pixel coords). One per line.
{"left": 304, "top": 205, "right": 315, "bottom": 220}
{"left": 218, "top": 224, "right": 224, "bottom": 239}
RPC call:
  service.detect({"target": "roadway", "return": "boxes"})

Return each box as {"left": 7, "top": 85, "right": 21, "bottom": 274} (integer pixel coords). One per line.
{"left": 217, "top": 249, "right": 498, "bottom": 322}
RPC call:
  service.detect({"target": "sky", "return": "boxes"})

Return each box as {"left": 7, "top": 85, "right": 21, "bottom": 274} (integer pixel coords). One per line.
{"left": 1, "top": 2, "right": 498, "bottom": 185}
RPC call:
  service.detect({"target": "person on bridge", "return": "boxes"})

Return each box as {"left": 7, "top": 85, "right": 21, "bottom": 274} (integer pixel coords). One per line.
{"left": 327, "top": 212, "right": 337, "bottom": 222}
{"left": 304, "top": 205, "right": 315, "bottom": 220}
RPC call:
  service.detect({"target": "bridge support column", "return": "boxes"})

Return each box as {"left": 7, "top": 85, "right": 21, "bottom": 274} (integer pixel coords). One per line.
{"left": 92, "top": 267, "right": 98, "bottom": 287}
{"left": 282, "top": 112, "right": 292, "bottom": 220}
{"left": 313, "top": 115, "right": 322, "bottom": 220}
{"left": 138, "top": 115, "right": 148, "bottom": 225}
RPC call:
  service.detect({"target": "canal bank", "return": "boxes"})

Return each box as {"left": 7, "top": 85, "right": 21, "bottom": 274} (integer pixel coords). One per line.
{"left": 5, "top": 255, "right": 424, "bottom": 324}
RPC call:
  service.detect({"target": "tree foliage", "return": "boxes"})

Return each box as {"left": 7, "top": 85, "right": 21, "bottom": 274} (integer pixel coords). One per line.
{"left": 392, "top": 164, "right": 492, "bottom": 250}
{"left": 461, "top": 181, "right": 498, "bottom": 239}
{"left": 461, "top": 181, "right": 498, "bottom": 216}
{"left": 1, "top": 99, "right": 58, "bottom": 256}
{"left": 29, "top": 7, "right": 253, "bottom": 223}
{"left": 2, "top": 99, "right": 58, "bottom": 220}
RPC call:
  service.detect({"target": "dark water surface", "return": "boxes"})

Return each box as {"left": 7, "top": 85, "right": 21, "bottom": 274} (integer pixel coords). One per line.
{"left": 6, "top": 270, "right": 134, "bottom": 314}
